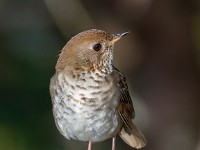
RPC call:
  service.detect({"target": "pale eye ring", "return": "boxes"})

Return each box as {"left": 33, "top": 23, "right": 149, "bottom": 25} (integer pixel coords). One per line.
{"left": 93, "top": 43, "right": 102, "bottom": 51}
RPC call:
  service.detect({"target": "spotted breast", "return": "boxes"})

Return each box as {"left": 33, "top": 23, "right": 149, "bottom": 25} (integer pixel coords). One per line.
{"left": 50, "top": 67, "right": 122, "bottom": 142}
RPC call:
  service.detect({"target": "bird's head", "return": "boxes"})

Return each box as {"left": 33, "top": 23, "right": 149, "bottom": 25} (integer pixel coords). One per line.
{"left": 56, "top": 29, "right": 129, "bottom": 74}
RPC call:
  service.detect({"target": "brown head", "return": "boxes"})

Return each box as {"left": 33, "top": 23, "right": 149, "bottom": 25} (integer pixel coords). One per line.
{"left": 56, "top": 29, "right": 129, "bottom": 73}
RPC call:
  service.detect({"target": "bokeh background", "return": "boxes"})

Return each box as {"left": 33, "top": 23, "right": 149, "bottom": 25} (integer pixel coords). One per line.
{"left": 0, "top": 0, "right": 200, "bottom": 150}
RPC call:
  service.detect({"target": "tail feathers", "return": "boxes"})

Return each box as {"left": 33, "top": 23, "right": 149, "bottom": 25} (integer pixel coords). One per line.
{"left": 119, "top": 123, "right": 147, "bottom": 149}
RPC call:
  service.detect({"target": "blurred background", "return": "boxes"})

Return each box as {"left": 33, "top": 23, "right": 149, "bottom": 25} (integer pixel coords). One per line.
{"left": 0, "top": 0, "right": 200, "bottom": 150}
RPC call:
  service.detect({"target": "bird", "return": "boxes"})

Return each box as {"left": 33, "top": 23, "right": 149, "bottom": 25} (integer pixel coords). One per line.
{"left": 49, "top": 29, "right": 147, "bottom": 150}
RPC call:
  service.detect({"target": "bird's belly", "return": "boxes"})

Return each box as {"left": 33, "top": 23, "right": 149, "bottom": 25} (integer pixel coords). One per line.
{"left": 73, "top": 108, "right": 119, "bottom": 141}
{"left": 53, "top": 98, "right": 121, "bottom": 142}
{"left": 51, "top": 72, "right": 121, "bottom": 142}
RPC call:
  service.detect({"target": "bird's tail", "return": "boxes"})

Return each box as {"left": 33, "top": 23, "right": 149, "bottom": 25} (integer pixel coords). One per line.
{"left": 119, "top": 122, "right": 147, "bottom": 149}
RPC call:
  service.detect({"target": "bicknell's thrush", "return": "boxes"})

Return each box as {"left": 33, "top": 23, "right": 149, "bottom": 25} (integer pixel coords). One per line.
{"left": 50, "top": 29, "right": 147, "bottom": 150}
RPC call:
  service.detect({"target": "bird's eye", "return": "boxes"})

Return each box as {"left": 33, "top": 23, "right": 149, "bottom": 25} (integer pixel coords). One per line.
{"left": 93, "top": 43, "right": 102, "bottom": 51}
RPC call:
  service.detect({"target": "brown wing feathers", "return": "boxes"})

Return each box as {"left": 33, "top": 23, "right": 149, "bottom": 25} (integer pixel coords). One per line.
{"left": 113, "top": 67, "right": 147, "bottom": 149}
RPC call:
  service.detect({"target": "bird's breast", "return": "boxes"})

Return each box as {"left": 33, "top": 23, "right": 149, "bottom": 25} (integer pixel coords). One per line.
{"left": 58, "top": 69, "right": 119, "bottom": 107}
{"left": 50, "top": 70, "right": 121, "bottom": 141}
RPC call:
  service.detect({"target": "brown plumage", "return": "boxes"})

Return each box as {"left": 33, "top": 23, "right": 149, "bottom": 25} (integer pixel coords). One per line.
{"left": 49, "top": 29, "right": 146, "bottom": 150}
{"left": 113, "top": 67, "right": 146, "bottom": 148}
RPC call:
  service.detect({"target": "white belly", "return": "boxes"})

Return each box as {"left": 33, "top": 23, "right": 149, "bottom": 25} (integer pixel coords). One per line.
{"left": 50, "top": 72, "right": 121, "bottom": 142}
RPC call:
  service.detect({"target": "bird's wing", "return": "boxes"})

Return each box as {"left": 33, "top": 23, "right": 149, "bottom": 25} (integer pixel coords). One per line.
{"left": 113, "top": 67, "right": 147, "bottom": 148}
{"left": 113, "top": 67, "right": 135, "bottom": 130}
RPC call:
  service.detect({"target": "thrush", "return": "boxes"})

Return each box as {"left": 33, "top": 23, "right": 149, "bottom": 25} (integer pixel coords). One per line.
{"left": 49, "top": 29, "right": 146, "bottom": 150}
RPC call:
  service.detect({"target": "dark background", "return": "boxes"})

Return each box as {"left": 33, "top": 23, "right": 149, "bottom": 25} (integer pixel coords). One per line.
{"left": 0, "top": 0, "right": 200, "bottom": 150}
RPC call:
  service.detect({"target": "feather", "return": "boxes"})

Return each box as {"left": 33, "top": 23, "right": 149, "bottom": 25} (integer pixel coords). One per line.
{"left": 113, "top": 67, "right": 147, "bottom": 148}
{"left": 119, "top": 124, "right": 146, "bottom": 149}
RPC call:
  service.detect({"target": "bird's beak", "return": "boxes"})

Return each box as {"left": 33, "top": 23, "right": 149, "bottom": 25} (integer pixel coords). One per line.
{"left": 107, "top": 31, "right": 129, "bottom": 46}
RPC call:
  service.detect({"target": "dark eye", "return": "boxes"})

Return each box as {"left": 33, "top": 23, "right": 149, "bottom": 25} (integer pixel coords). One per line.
{"left": 93, "top": 43, "right": 102, "bottom": 51}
